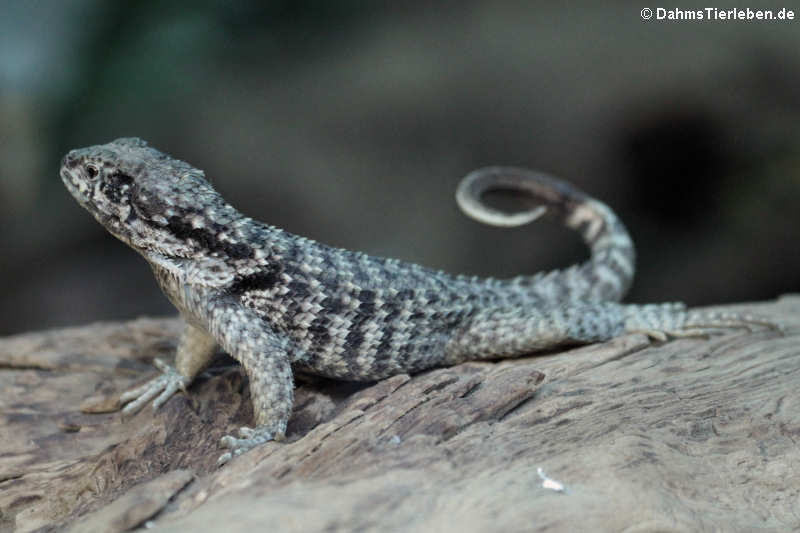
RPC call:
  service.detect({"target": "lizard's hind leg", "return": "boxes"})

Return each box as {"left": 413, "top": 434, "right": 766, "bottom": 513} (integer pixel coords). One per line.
{"left": 443, "top": 302, "right": 781, "bottom": 364}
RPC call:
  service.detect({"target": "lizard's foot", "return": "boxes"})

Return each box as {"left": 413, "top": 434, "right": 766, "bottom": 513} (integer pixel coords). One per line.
{"left": 119, "top": 358, "right": 190, "bottom": 415}
{"left": 217, "top": 424, "right": 285, "bottom": 466}
{"left": 626, "top": 305, "right": 783, "bottom": 341}
{"left": 675, "top": 310, "right": 783, "bottom": 338}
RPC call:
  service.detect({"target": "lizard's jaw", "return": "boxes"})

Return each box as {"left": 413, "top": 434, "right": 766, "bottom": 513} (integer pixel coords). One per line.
{"left": 61, "top": 166, "right": 102, "bottom": 220}
{"left": 61, "top": 166, "right": 128, "bottom": 243}
{"left": 60, "top": 167, "right": 87, "bottom": 201}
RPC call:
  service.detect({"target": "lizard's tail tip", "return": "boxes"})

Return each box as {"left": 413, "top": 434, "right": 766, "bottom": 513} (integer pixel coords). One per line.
{"left": 455, "top": 167, "right": 579, "bottom": 228}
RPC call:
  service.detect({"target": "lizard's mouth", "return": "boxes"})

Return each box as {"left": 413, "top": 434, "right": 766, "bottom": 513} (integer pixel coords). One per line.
{"left": 60, "top": 167, "right": 90, "bottom": 203}
{"left": 60, "top": 166, "right": 137, "bottom": 245}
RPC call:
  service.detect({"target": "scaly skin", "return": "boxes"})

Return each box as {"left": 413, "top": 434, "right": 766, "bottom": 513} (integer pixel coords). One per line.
{"left": 60, "top": 138, "right": 776, "bottom": 464}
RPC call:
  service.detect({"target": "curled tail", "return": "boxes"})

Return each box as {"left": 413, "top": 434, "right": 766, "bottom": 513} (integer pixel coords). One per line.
{"left": 455, "top": 167, "right": 635, "bottom": 303}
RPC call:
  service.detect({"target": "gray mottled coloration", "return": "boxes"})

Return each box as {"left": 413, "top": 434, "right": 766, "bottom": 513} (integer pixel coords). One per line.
{"left": 60, "top": 138, "right": 775, "bottom": 464}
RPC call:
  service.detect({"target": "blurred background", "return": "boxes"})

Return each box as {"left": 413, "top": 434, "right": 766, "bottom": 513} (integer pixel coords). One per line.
{"left": 1, "top": 1, "right": 798, "bottom": 335}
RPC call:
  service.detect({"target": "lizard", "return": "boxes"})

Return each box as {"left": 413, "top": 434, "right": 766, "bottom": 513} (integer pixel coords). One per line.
{"left": 60, "top": 137, "right": 775, "bottom": 465}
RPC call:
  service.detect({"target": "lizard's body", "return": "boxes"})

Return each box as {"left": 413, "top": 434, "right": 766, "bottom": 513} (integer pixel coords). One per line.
{"left": 60, "top": 138, "right": 769, "bottom": 464}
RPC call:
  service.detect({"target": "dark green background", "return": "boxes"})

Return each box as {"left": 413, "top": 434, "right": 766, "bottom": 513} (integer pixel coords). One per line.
{"left": 1, "top": 1, "right": 798, "bottom": 334}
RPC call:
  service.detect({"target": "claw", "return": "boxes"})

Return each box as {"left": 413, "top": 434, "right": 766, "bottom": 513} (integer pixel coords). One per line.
{"left": 238, "top": 427, "right": 256, "bottom": 438}
{"left": 119, "top": 358, "right": 190, "bottom": 416}
{"left": 216, "top": 452, "right": 233, "bottom": 466}
{"left": 635, "top": 329, "right": 668, "bottom": 342}
{"left": 216, "top": 425, "right": 281, "bottom": 466}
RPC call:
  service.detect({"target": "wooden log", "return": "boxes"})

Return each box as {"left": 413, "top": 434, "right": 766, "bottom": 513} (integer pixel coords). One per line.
{"left": 1, "top": 296, "right": 798, "bottom": 532}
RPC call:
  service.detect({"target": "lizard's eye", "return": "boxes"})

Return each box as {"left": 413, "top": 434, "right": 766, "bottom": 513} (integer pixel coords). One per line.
{"left": 85, "top": 164, "right": 99, "bottom": 179}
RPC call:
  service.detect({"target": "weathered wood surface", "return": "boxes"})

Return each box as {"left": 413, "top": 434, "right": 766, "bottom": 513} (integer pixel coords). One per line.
{"left": 1, "top": 296, "right": 798, "bottom": 533}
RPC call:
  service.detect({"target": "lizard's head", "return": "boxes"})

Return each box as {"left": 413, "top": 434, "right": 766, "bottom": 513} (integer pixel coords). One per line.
{"left": 60, "top": 137, "right": 238, "bottom": 259}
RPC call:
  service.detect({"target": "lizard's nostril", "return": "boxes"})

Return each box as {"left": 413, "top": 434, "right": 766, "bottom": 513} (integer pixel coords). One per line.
{"left": 61, "top": 153, "right": 75, "bottom": 169}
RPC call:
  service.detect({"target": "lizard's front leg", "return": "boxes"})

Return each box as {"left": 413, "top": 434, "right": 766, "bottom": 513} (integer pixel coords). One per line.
{"left": 204, "top": 298, "right": 299, "bottom": 465}
{"left": 120, "top": 322, "right": 216, "bottom": 414}
{"left": 216, "top": 347, "right": 294, "bottom": 465}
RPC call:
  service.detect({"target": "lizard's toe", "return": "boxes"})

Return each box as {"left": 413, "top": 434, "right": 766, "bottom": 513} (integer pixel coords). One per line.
{"left": 624, "top": 305, "right": 782, "bottom": 342}
{"left": 217, "top": 425, "right": 281, "bottom": 466}
{"left": 119, "top": 358, "right": 189, "bottom": 415}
